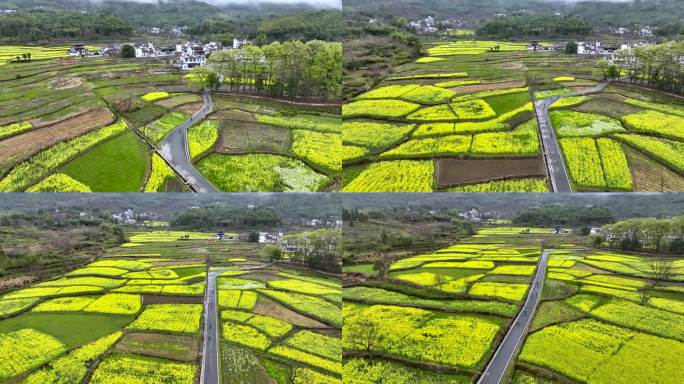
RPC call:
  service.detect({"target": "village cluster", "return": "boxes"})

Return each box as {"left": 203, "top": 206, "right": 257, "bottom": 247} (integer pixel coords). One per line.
{"left": 69, "top": 38, "right": 248, "bottom": 70}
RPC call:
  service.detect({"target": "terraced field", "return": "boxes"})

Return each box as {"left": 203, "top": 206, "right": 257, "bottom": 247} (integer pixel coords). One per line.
{"left": 0, "top": 227, "right": 341, "bottom": 384}
{"left": 190, "top": 95, "right": 341, "bottom": 192}
{"left": 343, "top": 41, "right": 549, "bottom": 192}
{"left": 343, "top": 39, "right": 684, "bottom": 192}
{"left": 218, "top": 267, "right": 342, "bottom": 383}
{"left": 551, "top": 84, "right": 684, "bottom": 192}
{"left": 0, "top": 52, "right": 200, "bottom": 192}
{"left": 514, "top": 247, "right": 684, "bottom": 383}
{"left": 343, "top": 226, "right": 567, "bottom": 383}
{"left": 0, "top": 229, "right": 212, "bottom": 383}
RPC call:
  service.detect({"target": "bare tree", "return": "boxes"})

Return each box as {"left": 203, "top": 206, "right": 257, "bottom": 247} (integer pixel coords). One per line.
{"left": 371, "top": 251, "right": 392, "bottom": 279}
{"left": 650, "top": 258, "right": 674, "bottom": 285}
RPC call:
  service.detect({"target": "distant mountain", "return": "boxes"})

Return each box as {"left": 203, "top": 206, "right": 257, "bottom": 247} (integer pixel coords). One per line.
{"left": 0, "top": 0, "right": 329, "bottom": 28}
{"left": 341, "top": 193, "right": 684, "bottom": 220}
{"left": 0, "top": 0, "right": 221, "bottom": 27}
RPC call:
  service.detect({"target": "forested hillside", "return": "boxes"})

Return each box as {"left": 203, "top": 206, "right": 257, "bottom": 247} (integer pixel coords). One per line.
{"left": 0, "top": 10, "right": 132, "bottom": 43}
{"left": 0, "top": 1, "right": 343, "bottom": 43}
{"left": 345, "top": 0, "right": 684, "bottom": 31}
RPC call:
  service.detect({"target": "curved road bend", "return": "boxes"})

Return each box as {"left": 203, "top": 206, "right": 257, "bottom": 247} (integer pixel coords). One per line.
{"left": 535, "top": 81, "right": 610, "bottom": 193}
{"left": 477, "top": 250, "right": 550, "bottom": 384}
{"left": 201, "top": 263, "right": 274, "bottom": 384}
{"left": 159, "top": 89, "right": 218, "bottom": 193}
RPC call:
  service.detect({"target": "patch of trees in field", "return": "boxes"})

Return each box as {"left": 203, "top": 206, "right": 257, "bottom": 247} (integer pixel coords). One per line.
{"left": 194, "top": 40, "right": 342, "bottom": 100}
{"left": 592, "top": 215, "right": 684, "bottom": 254}
{"left": 172, "top": 206, "right": 282, "bottom": 230}
{"left": 0, "top": 10, "right": 132, "bottom": 43}
{"left": 477, "top": 14, "right": 592, "bottom": 38}
{"left": 513, "top": 206, "right": 615, "bottom": 227}
{"left": 277, "top": 228, "right": 340, "bottom": 273}
{"left": 610, "top": 41, "right": 684, "bottom": 95}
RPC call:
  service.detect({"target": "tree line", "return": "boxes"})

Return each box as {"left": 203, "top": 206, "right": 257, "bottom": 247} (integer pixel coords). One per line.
{"left": 477, "top": 14, "right": 592, "bottom": 38}
{"left": 0, "top": 10, "right": 132, "bottom": 43}
{"left": 172, "top": 206, "right": 281, "bottom": 230}
{"left": 187, "top": 10, "right": 342, "bottom": 46}
{"left": 193, "top": 40, "right": 342, "bottom": 100}
{"left": 263, "top": 229, "right": 340, "bottom": 273}
{"left": 611, "top": 41, "right": 684, "bottom": 95}
{"left": 591, "top": 215, "right": 684, "bottom": 254}
{"left": 513, "top": 206, "right": 615, "bottom": 227}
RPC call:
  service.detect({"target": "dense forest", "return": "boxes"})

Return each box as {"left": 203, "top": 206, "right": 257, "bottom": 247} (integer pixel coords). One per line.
{"left": 342, "top": 194, "right": 684, "bottom": 220}
{"left": 0, "top": 0, "right": 343, "bottom": 43}
{"left": 512, "top": 206, "right": 615, "bottom": 227}
{"left": 197, "top": 40, "right": 342, "bottom": 100}
{"left": 477, "top": 14, "right": 592, "bottom": 38}
{"left": 188, "top": 10, "right": 343, "bottom": 44}
{"left": 0, "top": 10, "right": 132, "bottom": 43}
{"left": 344, "top": 0, "right": 684, "bottom": 32}
{"left": 172, "top": 206, "right": 282, "bottom": 230}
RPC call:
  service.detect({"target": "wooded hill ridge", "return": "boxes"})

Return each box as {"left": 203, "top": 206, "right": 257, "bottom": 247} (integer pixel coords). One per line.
{"left": 0, "top": 0, "right": 344, "bottom": 43}
{"left": 344, "top": 0, "right": 684, "bottom": 32}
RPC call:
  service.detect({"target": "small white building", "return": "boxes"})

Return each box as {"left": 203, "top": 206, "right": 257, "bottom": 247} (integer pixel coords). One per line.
{"left": 259, "top": 232, "right": 284, "bottom": 244}
{"left": 233, "top": 38, "right": 248, "bottom": 49}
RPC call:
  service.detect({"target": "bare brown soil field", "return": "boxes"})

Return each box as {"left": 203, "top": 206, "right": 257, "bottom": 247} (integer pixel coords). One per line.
{"left": 0, "top": 107, "right": 115, "bottom": 168}
{"left": 29, "top": 102, "right": 99, "bottom": 128}
{"left": 623, "top": 145, "right": 684, "bottom": 192}
{"left": 217, "top": 121, "right": 290, "bottom": 154}
{"left": 435, "top": 157, "right": 545, "bottom": 188}
{"left": 48, "top": 76, "right": 83, "bottom": 90}
{"left": 175, "top": 102, "right": 203, "bottom": 114}
{"left": 450, "top": 80, "right": 526, "bottom": 94}
{"left": 208, "top": 109, "right": 255, "bottom": 122}
{"left": 573, "top": 95, "right": 640, "bottom": 120}
{"left": 253, "top": 297, "right": 328, "bottom": 329}
{"left": 156, "top": 94, "right": 201, "bottom": 109}
{"left": 239, "top": 271, "right": 282, "bottom": 282}
{"left": 114, "top": 332, "right": 199, "bottom": 362}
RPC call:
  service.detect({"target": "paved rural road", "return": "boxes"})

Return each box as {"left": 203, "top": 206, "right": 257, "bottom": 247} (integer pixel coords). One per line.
{"left": 477, "top": 250, "right": 550, "bottom": 384}
{"left": 201, "top": 269, "right": 224, "bottom": 384}
{"left": 535, "top": 81, "right": 610, "bottom": 192}
{"left": 201, "top": 263, "right": 273, "bottom": 384}
{"left": 159, "top": 89, "right": 218, "bottom": 193}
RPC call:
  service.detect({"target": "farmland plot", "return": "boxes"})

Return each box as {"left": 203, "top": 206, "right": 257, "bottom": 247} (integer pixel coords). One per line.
{"left": 0, "top": 56, "right": 200, "bottom": 192}
{"left": 217, "top": 267, "right": 342, "bottom": 383}
{"left": 518, "top": 247, "right": 684, "bottom": 383}
{"left": 343, "top": 43, "right": 684, "bottom": 192}
{"left": 194, "top": 95, "right": 341, "bottom": 192}
{"left": 343, "top": 229, "right": 554, "bottom": 382}
{"left": 342, "top": 46, "right": 547, "bottom": 192}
